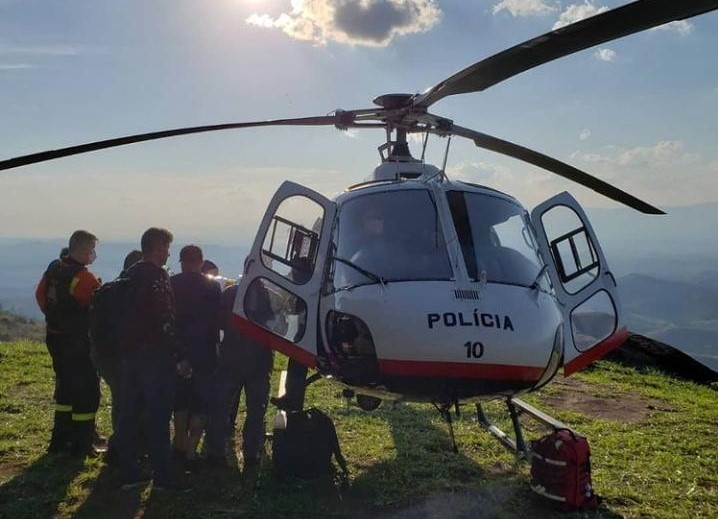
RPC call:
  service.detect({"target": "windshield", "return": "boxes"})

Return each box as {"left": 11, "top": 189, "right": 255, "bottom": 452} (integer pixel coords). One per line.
{"left": 332, "top": 190, "right": 452, "bottom": 289}
{"left": 447, "top": 190, "right": 544, "bottom": 287}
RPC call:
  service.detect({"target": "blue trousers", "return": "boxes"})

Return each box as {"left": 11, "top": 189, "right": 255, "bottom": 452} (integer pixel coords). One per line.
{"left": 116, "top": 351, "right": 175, "bottom": 485}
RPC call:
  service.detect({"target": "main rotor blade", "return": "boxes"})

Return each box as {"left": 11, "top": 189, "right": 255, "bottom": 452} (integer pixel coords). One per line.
{"left": 416, "top": 0, "right": 718, "bottom": 108}
{"left": 0, "top": 115, "right": 349, "bottom": 172}
{"left": 446, "top": 123, "right": 664, "bottom": 214}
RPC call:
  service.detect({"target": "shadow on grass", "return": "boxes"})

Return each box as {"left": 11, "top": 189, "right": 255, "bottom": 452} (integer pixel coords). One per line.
{"left": 0, "top": 453, "right": 86, "bottom": 519}
{"left": 349, "top": 402, "right": 624, "bottom": 519}
{"left": 71, "top": 462, "right": 142, "bottom": 519}
{"left": 348, "top": 402, "right": 490, "bottom": 517}
{"left": 71, "top": 439, "right": 251, "bottom": 519}
{"left": 0, "top": 404, "right": 627, "bottom": 519}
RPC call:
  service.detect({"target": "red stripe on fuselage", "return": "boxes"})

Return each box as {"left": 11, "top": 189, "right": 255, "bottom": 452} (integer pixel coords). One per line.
{"left": 377, "top": 359, "right": 544, "bottom": 381}
{"left": 563, "top": 327, "right": 629, "bottom": 376}
{"left": 232, "top": 315, "right": 545, "bottom": 382}
{"left": 231, "top": 314, "right": 317, "bottom": 368}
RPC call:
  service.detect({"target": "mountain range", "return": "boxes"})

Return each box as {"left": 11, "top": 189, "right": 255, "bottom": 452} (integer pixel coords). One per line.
{"left": 1, "top": 202, "right": 716, "bottom": 372}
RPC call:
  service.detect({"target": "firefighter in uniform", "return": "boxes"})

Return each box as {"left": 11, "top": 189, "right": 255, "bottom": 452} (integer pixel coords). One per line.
{"left": 35, "top": 230, "right": 101, "bottom": 455}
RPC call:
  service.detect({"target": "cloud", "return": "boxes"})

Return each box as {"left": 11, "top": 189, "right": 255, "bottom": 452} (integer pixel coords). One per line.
{"left": 567, "top": 141, "right": 718, "bottom": 206}
{"left": 492, "top": 0, "right": 555, "bottom": 17}
{"left": 448, "top": 139, "right": 718, "bottom": 209}
{"left": 0, "top": 165, "right": 350, "bottom": 243}
{"left": 651, "top": 20, "right": 693, "bottom": 36}
{"left": 0, "top": 44, "right": 82, "bottom": 56}
{"left": 246, "top": 0, "right": 441, "bottom": 47}
{"left": 0, "top": 63, "right": 33, "bottom": 70}
{"left": 0, "top": 44, "right": 87, "bottom": 70}
{"left": 447, "top": 158, "right": 598, "bottom": 210}
{"left": 594, "top": 47, "right": 615, "bottom": 62}
{"left": 341, "top": 128, "right": 360, "bottom": 139}
{"left": 579, "top": 128, "right": 591, "bottom": 141}
{"left": 552, "top": 2, "right": 608, "bottom": 30}
{"left": 576, "top": 141, "right": 687, "bottom": 168}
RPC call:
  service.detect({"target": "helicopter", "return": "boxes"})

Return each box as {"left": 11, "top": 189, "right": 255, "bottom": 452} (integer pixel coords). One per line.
{"left": 2, "top": 0, "right": 717, "bottom": 453}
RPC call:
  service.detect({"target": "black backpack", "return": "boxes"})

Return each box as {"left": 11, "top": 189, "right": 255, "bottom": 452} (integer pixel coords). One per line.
{"left": 88, "top": 275, "right": 135, "bottom": 358}
{"left": 272, "top": 407, "right": 348, "bottom": 480}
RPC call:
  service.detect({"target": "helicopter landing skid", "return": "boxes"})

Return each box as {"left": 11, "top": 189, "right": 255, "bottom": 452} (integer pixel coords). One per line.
{"left": 476, "top": 397, "right": 573, "bottom": 462}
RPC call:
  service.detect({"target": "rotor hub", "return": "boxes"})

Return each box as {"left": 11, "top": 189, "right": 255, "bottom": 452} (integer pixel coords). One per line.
{"left": 372, "top": 93, "right": 414, "bottom": 110}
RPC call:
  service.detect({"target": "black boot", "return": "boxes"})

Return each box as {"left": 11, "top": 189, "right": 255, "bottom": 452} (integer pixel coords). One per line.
{"left": 48, "top": 410, "right": 72, "bottom": 454}
{"left": 70, "top": 419, "right": 95, "bottom": 457}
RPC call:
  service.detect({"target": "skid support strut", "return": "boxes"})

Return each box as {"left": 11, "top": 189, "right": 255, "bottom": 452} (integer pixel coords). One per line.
{"left": 476, "top": 397, "right": 573, "bottom": 461}
{"left": 436, "top": 403, "right": 459, "bottom": 453}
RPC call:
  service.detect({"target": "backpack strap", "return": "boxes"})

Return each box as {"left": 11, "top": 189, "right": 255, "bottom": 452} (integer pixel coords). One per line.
{"left": 331, "top": 428, "right": 349, "bottom": 477}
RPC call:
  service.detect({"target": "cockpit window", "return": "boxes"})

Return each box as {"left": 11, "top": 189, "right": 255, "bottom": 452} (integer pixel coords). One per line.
{"left": 332, "top": 190, "right": 452, "bottom": 289}
{"left": 447, "top": 191, "right": 544, "bottom": 287}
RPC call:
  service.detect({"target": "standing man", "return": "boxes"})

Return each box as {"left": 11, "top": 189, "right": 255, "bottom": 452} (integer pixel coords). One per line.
{"left": 89, "top": 249, "right": 145, "bottom": 465}
{"left": 36, "top": 230, "right": 101, "bottom": 456}
{"left": 170, "top": 245, "right": 221, "bottom": 470}
{"left": 116, "top": 228, "right": 190, "bottom": 490}
{"left": 206, "top": 281, "right": 274, "bottom": 473}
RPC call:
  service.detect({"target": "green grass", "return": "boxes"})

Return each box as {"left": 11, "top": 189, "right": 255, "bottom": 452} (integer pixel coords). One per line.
{"left": 0, "top": 340, "right": 716, "bottom": 519}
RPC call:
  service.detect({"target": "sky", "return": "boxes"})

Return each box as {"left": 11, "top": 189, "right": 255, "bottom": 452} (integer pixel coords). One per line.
{"left": 1, "top": 0, "right": 717, "bottom": 248}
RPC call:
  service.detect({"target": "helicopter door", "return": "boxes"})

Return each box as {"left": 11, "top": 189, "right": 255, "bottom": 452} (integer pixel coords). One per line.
{"left": 233, "top": 180, "right": 336, "bottom": 368}
{"left": 530, "top": 192, "right": 628, "bottom": 376}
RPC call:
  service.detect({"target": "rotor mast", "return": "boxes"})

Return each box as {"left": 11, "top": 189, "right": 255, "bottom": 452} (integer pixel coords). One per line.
{"left": 373, "top": 93, "right": 422, "bottom": 164}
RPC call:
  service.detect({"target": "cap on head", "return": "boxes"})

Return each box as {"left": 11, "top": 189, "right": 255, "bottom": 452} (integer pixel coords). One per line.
{"left": 201, "top": 259, "right": 219, "bottom": 275}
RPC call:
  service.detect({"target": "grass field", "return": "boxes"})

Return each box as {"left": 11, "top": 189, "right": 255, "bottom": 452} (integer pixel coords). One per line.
{"left": 0, "top": 340, "right": 716, "bottom": 519}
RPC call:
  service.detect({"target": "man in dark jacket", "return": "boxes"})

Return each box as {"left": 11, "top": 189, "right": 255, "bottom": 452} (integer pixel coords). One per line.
{"left": 115, "top": 228, "right": 190, "bottom": 491}
{"left": 170, "top": 245, "right": 220, "bottom": 469}
{"left": 90, "top": 249, "right": 144, "bottom": 464}
{"left": 206, "top": 282, "right": 274, "bottom": 472}
{"left": 35, "top": 230, "right": 101, "bottom": 456}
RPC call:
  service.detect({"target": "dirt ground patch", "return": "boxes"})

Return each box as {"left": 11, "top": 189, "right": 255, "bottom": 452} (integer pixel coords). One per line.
{"left": 538, "top": 377, "right": 670, "bottom": 423}
{"left": 372, "top": 487, "right": 561, "bottom": 519}
{"left": 0, "top": 460, "right": 24, "bottom": 484}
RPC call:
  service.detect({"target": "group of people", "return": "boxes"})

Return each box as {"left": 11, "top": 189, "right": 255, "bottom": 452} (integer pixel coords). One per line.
{"left": 35, "top": 228, "right": 274, "bottom": 491}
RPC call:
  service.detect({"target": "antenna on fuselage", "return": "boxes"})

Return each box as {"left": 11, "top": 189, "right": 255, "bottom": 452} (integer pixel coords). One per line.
{"left": 441, "top": 135, "right": 452, "bottom": 174}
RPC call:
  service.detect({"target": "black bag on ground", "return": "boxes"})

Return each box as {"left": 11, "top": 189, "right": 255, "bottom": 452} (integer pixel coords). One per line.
{"left": 272, "top": 407, "right": 348, "bottom": 479}
{"left": 88, "top": 276, "right": 135, "bottom": 358}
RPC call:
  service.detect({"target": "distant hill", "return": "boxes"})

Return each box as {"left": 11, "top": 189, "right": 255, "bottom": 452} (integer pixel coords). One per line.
{"left": 650, "top": 328, "right": 718, "bottom": 370}
{"left": 0, "top": 308, "right": 44, "bottom": 343}
{"left": 618, "top": 273, "right": 718, "bottom": 372}
{"left": 619, "top": 273, "right": 718, "bottom": 324}
{"left": 1, "top": 222, "right": 716, "bottom": 371}
{"left": 0, "top": 238, "right": 248, "bottom": 318}
{"left": 588, "top": 202, "right": 718, "bottom": 256}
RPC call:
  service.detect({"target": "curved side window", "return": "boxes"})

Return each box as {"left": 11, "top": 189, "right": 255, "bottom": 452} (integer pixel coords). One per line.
{"left": 244, "top": 277, "right": 307, "bottom": 343}
{"left": 540, "top": 204, "right": 599, "bottom": 294}
{"left": 261, "top": 195, "right": 324, "bottom": 285}
{"left": 570, "top": 290, "right": 617, "bottom": 352}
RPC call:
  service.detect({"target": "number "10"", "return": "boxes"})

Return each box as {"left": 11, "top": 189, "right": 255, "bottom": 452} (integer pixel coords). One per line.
{"left": 463, "top": 341, "right": 484, "bottom": 359}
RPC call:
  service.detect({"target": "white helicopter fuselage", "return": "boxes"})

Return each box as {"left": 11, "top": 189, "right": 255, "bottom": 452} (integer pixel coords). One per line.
{"left": 322, "top": 281, "right": 563, "bottom": 401}
{"left": 233, "top": 161, "right": 626, "bottom": 404}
